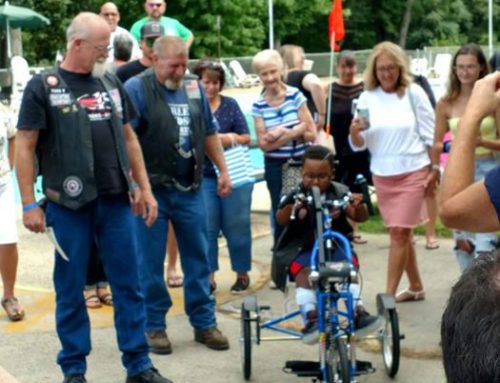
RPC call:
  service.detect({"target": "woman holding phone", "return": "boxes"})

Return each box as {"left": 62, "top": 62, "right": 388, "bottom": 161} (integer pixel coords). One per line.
{"left": 349, "top": 42, "right": 436, "bottom": 302}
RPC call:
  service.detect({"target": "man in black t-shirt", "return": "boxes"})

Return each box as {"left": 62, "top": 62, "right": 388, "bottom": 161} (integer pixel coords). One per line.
{"left": 15, "top": 12, "right": 170, "bottom": 383}
{"left": 116, "top": 21, "right": 164, "bottom": 83}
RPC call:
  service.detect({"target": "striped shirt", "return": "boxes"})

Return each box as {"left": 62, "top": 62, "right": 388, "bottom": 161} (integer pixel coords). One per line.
{"left": 252, "top": 85, "right": 307, "bottom": 158}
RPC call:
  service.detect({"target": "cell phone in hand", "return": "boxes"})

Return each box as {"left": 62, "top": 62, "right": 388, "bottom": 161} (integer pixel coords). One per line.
{"left": 357, "top": 108, "right": 370, "bottom": 129}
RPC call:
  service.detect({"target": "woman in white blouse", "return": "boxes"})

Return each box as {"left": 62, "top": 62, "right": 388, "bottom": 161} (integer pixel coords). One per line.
{"left": 349, "top": 42, "right": 437, "bottom": 302}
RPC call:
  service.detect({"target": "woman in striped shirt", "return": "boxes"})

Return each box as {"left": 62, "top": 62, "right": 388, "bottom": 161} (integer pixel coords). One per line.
{"left": 252, "top": 49, "right": 316, "bottom": 245}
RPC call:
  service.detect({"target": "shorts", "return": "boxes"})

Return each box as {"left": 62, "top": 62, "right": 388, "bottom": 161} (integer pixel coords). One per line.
{"left": 0, "top": 177, "right": 18, "bottom": 244}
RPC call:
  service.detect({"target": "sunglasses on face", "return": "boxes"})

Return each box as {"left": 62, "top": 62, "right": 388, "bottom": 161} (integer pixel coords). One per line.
{"left": 144, "top": 37, "right": 159, "bottom": 48}
{"left": 147, "top": 2, "right": 163, "bottom": 8}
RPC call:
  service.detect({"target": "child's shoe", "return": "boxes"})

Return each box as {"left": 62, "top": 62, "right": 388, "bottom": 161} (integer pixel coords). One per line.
{"left": 354, "top": 306, "right": 383, "bottom": 338}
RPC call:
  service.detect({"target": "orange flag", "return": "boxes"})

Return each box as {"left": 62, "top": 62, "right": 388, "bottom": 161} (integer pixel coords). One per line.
{"left": 329, "top": 0, "right": 345, "bottom": 51}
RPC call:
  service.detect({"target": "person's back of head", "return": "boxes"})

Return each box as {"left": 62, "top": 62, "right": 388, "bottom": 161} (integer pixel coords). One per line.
{"left": 114, "top": 33, "right": 133, "bottom": 62}
{"left": 441, "top": 251, "right": 500, "bottom": 383}
{"left": 489, "top": 52, "right": 500, "bottom": 72}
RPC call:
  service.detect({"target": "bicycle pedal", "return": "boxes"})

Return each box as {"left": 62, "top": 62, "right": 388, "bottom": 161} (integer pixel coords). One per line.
{"left": 355, "top": 360, "right": 375, "bottom": 375}
{"left": 283, "top": 360, "right": 321, "bottom": 378}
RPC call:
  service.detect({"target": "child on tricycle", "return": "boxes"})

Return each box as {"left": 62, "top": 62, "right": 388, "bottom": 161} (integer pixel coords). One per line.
{"left": 272, "top": 145, "right": 382, "bottom": 344}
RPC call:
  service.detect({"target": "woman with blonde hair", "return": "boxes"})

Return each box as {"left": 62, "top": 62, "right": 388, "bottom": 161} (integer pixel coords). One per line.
{"left": 252, "top": 49, "right": 316, "bottom": 245}
{"left": 349, "top": 41, "right": 436, "bottom": 301}
{"left": 433, "top": 43, "right": 499, "bottom": 272}
{"left": 279, "top": 44, "right": 326, "bottom": 131}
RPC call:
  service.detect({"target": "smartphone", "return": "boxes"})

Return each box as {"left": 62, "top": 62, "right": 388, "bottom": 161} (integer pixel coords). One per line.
{"left": 352, "top": 99, "right": 370, "bottom": 129}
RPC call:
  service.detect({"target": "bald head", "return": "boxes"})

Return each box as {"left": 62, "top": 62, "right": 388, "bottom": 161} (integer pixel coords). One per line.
{"left": 67, "top": 12, "right": 110, "bottom": 44}
{"left": 100, "top": 2, "right": 120, "bottom": 31}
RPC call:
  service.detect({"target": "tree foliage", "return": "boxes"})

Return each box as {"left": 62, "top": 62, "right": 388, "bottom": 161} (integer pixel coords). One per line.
{"left": 5, "top": 0, "right": 500, "bottom": 65}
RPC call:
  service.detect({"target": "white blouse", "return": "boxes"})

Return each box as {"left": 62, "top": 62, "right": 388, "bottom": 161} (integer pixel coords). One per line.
{"left": 349, "top": 83, "right": 435, "bottom": 176}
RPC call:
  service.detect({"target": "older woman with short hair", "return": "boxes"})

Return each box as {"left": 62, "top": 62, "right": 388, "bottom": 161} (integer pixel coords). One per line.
{"left": 252, "top": 49, "right": 316, "bottom": 245}
{"left": 349, "top": 42, "right": 436, "bottom": 301}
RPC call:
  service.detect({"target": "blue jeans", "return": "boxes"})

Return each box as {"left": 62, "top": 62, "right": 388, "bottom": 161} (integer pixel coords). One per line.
{"left": 453, "top": 157, "right": 499, "bottom": 272}
{"left": 264, "top": 157, "right": 287, "bottom": 245}
{"left": 45, "top": 195, "right": 151, "bottom": 376}
{"left": 201, "top": 177, "right": 253, "bottom": 273}
{"left": 136, "top": 186, "right": 215, "bottom": 332}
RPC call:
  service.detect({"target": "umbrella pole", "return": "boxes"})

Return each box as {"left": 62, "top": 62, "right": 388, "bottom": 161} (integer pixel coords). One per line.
{"left": 6, "top": 19, "right": 11, "bottom": 59}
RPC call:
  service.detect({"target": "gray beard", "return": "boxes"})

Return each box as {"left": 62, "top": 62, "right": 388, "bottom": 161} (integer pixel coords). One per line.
{"left": 164, "top": 78, "right": 183, "bottom": 90}
{"left": 92, "top": 60, "right": 108, "bottom": 78}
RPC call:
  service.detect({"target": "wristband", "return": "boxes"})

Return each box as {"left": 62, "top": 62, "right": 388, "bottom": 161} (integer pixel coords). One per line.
{"left": 431, "top": 164, "right": 441, "bottom": 172}
{"left": 22, "top": 202, "right": 39, "bottom": 212}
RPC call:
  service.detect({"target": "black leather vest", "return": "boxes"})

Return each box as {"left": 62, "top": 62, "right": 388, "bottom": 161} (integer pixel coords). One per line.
{"left": 137, "top": 69, "right": 206, "bottom": 191}
{"left": 38, "top": 68, "right": 133, "bottom": 210}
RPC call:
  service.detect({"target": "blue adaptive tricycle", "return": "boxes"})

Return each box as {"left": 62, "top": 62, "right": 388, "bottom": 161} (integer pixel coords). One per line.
{"left": 240, "top": 186, "right": 402, "bottom": 382}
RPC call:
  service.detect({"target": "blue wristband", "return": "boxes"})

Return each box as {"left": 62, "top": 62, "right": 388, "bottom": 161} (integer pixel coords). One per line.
{"left": 22, "top": 202, "right": 39, "bottom": 212}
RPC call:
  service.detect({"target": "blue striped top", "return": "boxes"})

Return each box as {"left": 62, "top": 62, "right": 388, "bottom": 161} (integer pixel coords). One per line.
{"left": 252, "top": 85, "right": 308, "bottom": 158}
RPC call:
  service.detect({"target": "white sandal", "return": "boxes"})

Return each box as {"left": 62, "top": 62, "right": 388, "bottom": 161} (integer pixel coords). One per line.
{"left": 395, "top": 288, "right": 425, "bottom": 303}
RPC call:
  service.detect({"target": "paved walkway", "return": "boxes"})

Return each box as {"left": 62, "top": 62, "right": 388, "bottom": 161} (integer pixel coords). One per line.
{"left": 1, "top": 184, "right": 456, "bottom": 382}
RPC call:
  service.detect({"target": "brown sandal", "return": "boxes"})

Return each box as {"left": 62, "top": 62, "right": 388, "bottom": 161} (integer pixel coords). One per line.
{"left": 1, "top": 297, "right": 25, "bottom": 321}
{"left": 84, "top": 290, "right": 102, "bottom": 309}
{"left": 97, "top": 292, "right": 113, "bottom": 306}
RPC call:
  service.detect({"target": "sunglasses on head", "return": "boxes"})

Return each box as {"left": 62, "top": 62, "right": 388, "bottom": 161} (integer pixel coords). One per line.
{"left": 201, "top": 61, "right": 223, "bottom": 70}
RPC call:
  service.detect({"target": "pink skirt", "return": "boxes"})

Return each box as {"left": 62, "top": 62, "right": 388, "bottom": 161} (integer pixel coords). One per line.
{"left": 373, "top": 167, "right": 429, "bottom": 228}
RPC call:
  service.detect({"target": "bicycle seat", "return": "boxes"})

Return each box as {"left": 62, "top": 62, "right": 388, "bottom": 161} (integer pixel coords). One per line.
{"left": 318, "top": 261, "right": 353, "bottom": 283}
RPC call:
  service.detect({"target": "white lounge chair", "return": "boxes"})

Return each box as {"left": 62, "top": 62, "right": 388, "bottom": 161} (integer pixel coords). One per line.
{"left": 428, "top": 53, "right": 452, "bottom": 80}
{"left": 10, "top": 55, "right": 31, "bottom": 112}
{"left": 229, "top": 60, "right": 260, "bottom": 88}
{"left": 220, "top": 61, "right": 237, "bottom": 88}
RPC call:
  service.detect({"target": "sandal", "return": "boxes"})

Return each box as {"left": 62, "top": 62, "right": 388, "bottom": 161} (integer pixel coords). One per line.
{"left": 395, "top": 289, "right": 426, "bottom": 303}
{"left": 1, "top": 297, "right": 25, "bottom": 321}
{"left": 425, "top": 239, "right": 440, "bottom": 250}
{"left": 353, "top": 234, "right": 368, "bottom": 245}
{"left": 167, "top": 274, "right": 184, "bottom": 288}
{"left": 97, "top": 288, "right": 113, "bottom": 306}
{"left": 84, "top": 291, "right": 102, "bottom": 309}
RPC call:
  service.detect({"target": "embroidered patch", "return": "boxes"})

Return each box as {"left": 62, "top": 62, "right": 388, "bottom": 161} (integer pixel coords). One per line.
{"left": 49, "top": 93, "right": 73, "bottom": 107}
{"left": 63, "top": 176, "right": 83, "bottom": 197}
{"left": 46, "top": 75, "right": 59, "bottom": 87}
{"left": 185, "top": 80, "right": 201, "bottom": 99}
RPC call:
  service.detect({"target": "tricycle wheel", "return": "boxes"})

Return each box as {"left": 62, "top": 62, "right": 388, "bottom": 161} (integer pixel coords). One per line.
{"left": 382, "top": 308, "right": 400, "bottom": 377}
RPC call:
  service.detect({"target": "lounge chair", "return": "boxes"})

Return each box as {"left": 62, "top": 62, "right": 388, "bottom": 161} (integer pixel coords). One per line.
{"left": 229, "top": 60, "right": 260, "bottom": 88}
{"left": 10, "top": 55, "right": 31, "bottom": 112}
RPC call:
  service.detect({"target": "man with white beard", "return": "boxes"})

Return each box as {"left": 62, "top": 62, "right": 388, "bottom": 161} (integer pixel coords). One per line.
{"left": 124, "top": 36, "right": 232, "bottom": 355}
{"left": 14, "top": 12, "right": 172, "bottom": 383}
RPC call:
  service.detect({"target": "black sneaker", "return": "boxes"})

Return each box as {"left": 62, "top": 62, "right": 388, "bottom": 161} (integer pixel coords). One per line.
{"left": 230, "top": 276, "right": 250, "bottom": 294}
{"left": 63, "top": 375, "right": 86, "bottom": 383}
{"left": 301, "top": 311, "right": 319, "bottom": 345}
{"left": 354, "top": 306, "right": 383, "bottom": 338}
{"left": 125, "top": 367, "right": 173, "bottom": 383}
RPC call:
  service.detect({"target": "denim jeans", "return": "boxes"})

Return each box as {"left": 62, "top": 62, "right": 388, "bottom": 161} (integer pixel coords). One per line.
{"left": 45, "top": 196, "right": 151, "bottom": 376}
{"left": 453, "top": 157, "right": 499, "bottom": 272}
{"left": 136, "top": 186, "right": 216, "bottom": 332}
{"left": 201, "top": 177, "right": 253, "bottom": 273}
{"left": 264, "top": 157, "right": 288, "bottom": 245}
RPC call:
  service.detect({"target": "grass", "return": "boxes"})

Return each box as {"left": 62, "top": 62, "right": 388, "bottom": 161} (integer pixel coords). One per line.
{"left": 358, "top": 205, "right": 453, "bottom": 238}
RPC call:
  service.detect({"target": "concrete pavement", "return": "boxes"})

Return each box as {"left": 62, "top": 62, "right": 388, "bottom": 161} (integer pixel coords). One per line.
{"left": 0, "top": 184, "right": 456, "bottom": 382}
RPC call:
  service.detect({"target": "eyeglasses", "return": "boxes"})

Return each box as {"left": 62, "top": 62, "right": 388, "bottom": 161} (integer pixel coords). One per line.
{"left": 147, "top": 2, "right": 163, "bottom": 8}
{"left": 455, "top": 64, "right": 479, "bottom": 72}
{"left": 303, "top": 173, "right": 331, "bottom": 182}
{"left": 376, "top": 64, "right": 399, "bottom": 73}
{"left": 82, "top": 39, "right": 111, "bottom": 53}
{"left": 144, "top": 37, "right": 159, "bottom": 48}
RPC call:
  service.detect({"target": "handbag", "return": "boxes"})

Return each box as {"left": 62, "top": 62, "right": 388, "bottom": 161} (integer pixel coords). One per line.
{"left": 281, "top": 141, "right": 303, "bottom": 195}
{"left": 314, "top": 129, "right": 335, "bottom": 154}
{"left": 215, "top": 145, "right": 255, "bottom": 188}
